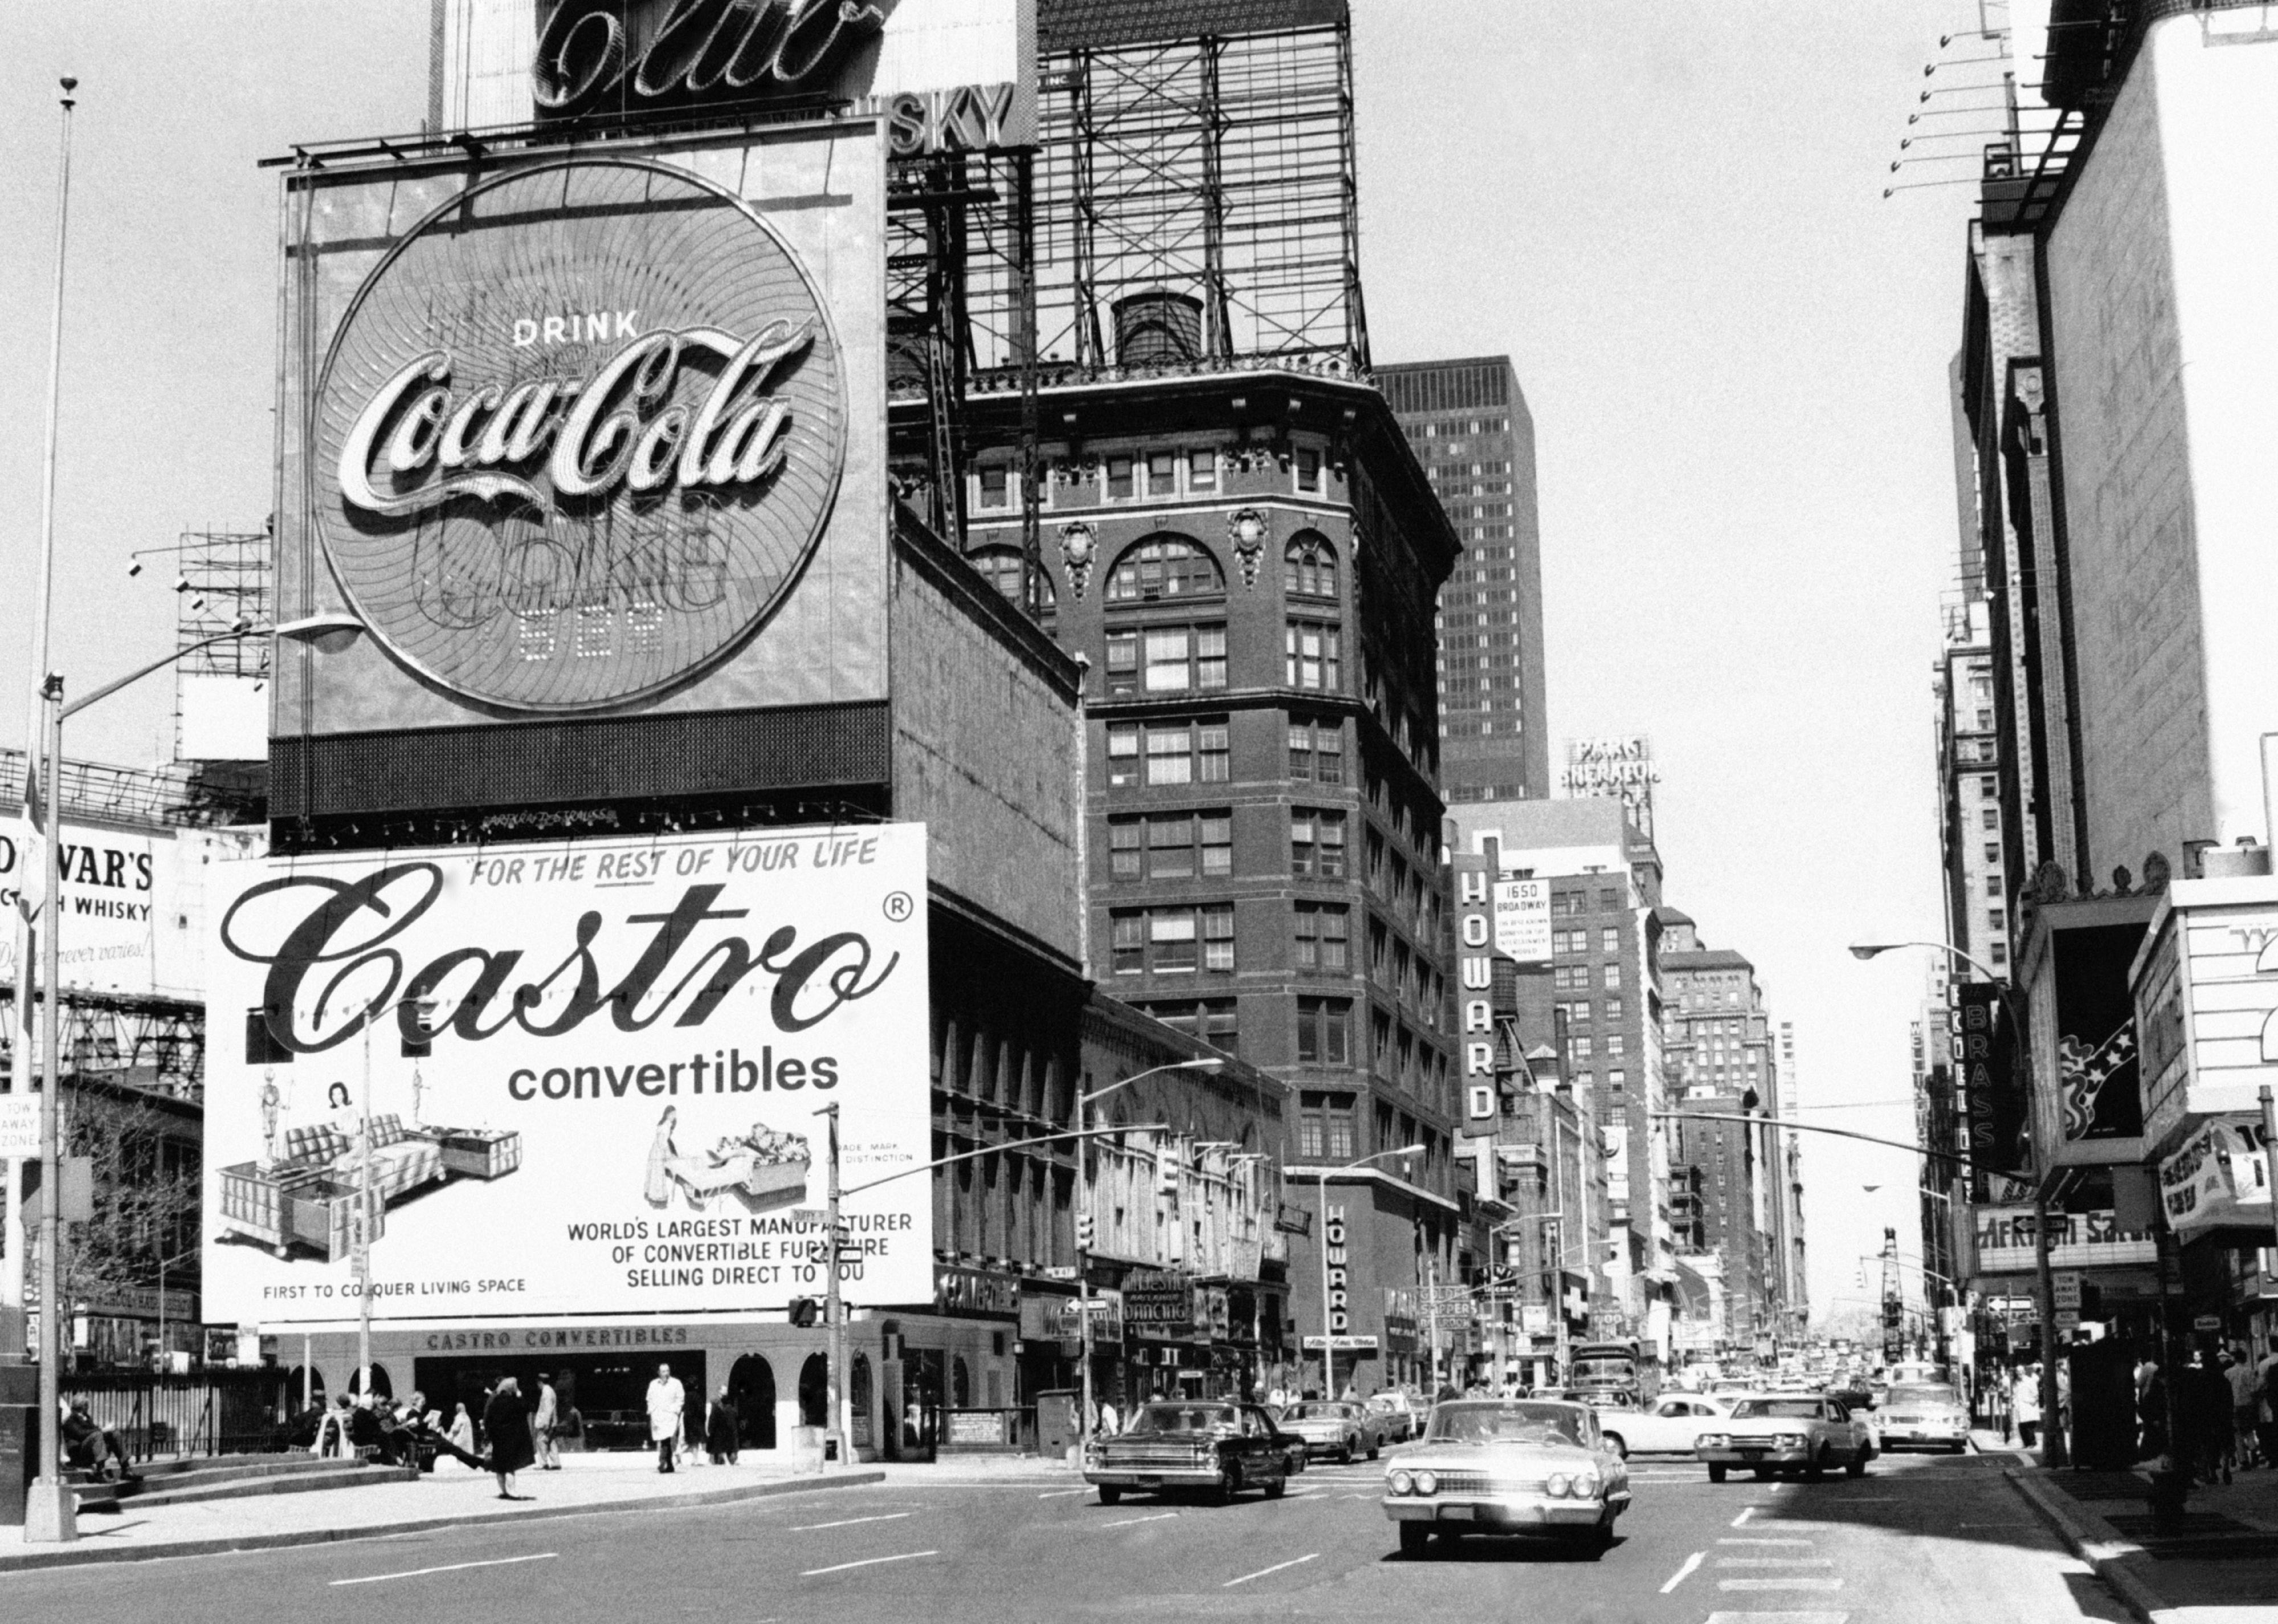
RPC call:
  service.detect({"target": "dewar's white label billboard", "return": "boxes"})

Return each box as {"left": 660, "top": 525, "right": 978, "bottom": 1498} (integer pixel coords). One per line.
{"left": 201, "top": 825, "right": 929, "bottom": 1325}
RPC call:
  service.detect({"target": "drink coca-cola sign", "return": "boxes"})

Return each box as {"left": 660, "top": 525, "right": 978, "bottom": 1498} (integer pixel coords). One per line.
{"left": 312, "top": 157, "right": 847, "bottom": 712}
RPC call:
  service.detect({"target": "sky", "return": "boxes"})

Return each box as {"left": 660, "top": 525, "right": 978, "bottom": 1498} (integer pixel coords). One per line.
{"left": 1, "top": 3, "right": 2016, "bottom": 1327}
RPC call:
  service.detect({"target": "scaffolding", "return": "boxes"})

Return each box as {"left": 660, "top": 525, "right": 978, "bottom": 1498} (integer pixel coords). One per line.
{"left": 0, "top": 989, "right": 205, "bottom": 1102}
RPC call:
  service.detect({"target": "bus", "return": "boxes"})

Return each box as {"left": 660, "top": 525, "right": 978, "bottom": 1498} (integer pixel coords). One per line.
{"left": 1567, "top": 1339, "right": 1662, "bottom": 1406}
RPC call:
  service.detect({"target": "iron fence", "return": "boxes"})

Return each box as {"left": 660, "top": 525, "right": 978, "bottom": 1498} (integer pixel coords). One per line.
{"left": 60, "top": 1369, "right": 296, "bottom": 1462}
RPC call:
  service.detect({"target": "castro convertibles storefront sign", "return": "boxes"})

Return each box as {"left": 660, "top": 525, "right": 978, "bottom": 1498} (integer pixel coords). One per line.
{"left": 312, "top": 158, "right": 848, "bottom": 714}
{"left": 201, "top": 826, "right": 928, "bottom": 1325}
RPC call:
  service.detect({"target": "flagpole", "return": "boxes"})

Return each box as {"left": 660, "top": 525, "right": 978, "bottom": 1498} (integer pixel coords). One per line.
{"left": 19, "top": 75, "right": 81, "bottom": 1546}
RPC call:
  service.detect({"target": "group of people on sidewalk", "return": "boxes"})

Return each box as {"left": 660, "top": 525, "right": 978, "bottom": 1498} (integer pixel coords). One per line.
{"left": 644, "top": 1361, "right": 744, "bottom": 1472}
{"left": 2005, "top": 1336, "right": 2278, "bottom": 1484}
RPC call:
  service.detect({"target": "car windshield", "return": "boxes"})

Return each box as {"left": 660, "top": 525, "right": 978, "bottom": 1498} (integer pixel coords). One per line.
{"left": 1426, "top": 1401, "right": 1587, "bottom": 1448}
{"left": 1731, "top": 1399, "right": 1824, "bottom": 1419}
{"left": 1284, "top": 1403, "right": 1352, "bottom": 1421}
{"left": 1125, "top": 1405, "right": 1236, "bottom": 1435}
{"left": 1888, "top": 1385, "right": 1961, "bottom": 1407}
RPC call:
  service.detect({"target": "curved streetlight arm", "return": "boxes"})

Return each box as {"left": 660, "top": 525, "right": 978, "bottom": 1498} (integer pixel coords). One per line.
{"left": 839, "top": 1121, "right": 1169, "bottom": 1202}
{"left": 59, "top": 623, "right": 255, "bottom": 720}
{"left": 1650, "top": 1108, "right": 2019, "bottom": 1178}
{"left": 1850, "top": 939, "right": 2028, "bottom": 1030}
{"left": 1080, "top": 1057, "right": 1223, "bottom": 1107}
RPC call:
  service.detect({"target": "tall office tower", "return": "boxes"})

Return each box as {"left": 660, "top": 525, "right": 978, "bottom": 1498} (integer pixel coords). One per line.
{"left": 1378, "top": 358, "right": 1549, "bottom": 806}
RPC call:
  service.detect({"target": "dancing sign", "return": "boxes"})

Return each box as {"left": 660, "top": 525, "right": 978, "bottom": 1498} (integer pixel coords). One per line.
{"left": 199, "top": 825, "right": 930, "bottom": 1325}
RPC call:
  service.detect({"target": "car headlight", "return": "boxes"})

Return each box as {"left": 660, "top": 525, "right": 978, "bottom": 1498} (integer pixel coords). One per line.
{"left": 1414, "top": 1470, "right": 1438, "bottom": 1496}
{"left": 1772, "top": 1432, "right": 1806, "bottom": 1448}
{"left": 1571, "top": 1471, "right": 1600, "bottom": 1499}
{"left": 1546, "top": 1472, "right": 1571, "bottom": 1497}
{"left": 1696, "top": 1432, "right": 1728, "bottom": 1448}
{"left": 1389, "top": 1470, "right": 1414, "bottom": 1496}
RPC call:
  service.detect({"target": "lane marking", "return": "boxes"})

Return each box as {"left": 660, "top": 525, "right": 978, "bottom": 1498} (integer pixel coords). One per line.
{"left": 1660, "top": 1551, "right": 1705, "bottom": 1594}
{"left": 1718, "top": 1578, "right": 1846, "bottom": 1592}
{"left": 790, "top": 1513, "right": 915, "bottom": 1532}
{"left": 1098, "top": 1512, "right": 1180, "bottom": 1529}
{"left": 1717, "top": 1558, "right": 1835, "bottom": 1568}
{"left": 1222, "top": 1553, "right": 1318, "bottom": 1588}
{"left": 1720, "top": 1537, "right": 1815, "bottom": 1547}
{"left": 1700, "top": 1613, "right": 1849, "bottom": 1624}
{"left": 1731, "top": 1505, "right": 1758, "bottom": 1528}
{"left": 331, "top": 1553, "right": 557, "bottom": 1588}
{"left": 800, "top": 1550, "right": 939, "bottom": 1577}
{"left": 1039, "top": 1488, "right": 1089, "bottom": 1499}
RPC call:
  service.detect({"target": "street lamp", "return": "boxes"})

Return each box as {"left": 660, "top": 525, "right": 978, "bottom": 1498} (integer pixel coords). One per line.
{"left": 1075, "top": 1059, "right": 1222, "bottom": 1442}
{"left": 1309, "top": 1144, "right": 1423, "bottom": 1401}
{"left": 1849, "top": 938, "right": 2068, "bottom": 1467}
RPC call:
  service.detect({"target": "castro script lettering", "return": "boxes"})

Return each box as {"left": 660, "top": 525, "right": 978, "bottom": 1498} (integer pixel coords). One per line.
{"left": 534, "top": 0, "right": 884, "bottom": 117}
{"left": 221, "top": 863, "right": 897, "bottom": 1055}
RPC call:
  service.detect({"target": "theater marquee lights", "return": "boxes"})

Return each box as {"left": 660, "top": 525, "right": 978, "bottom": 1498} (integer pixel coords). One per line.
{"left": 312, "top": 158, "right": 847, "bottom": 713}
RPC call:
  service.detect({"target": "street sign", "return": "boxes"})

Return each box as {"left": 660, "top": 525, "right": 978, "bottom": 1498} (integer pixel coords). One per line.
{"left": 2052, "top": 1271, "right": 2081, "bottom": 1312}
{"left": 0, "top": 1096, "right": 36, "bottom": 1161}
{"left": 1301, "top": 1335, "right": 1379, "bottom": 1352}
{"left": 2055, "top": 1310, "right": 2080, "bottom": 1329}
{"left": 2193, "top": 1314, "right": 2222, "bottom": 1332}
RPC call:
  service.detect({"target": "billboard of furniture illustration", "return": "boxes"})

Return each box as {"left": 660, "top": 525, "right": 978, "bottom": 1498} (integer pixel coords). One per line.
{"left": 216, "top": 1116, "right": 524, "bottom": 1261}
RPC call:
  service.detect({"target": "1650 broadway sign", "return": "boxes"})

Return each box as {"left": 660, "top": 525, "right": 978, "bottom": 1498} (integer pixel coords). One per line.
{"left": 200, "top": 826, "right": 928, "bottom": 1325}
{"left": 313, "top": 158, "right": 848, "bottom": 713}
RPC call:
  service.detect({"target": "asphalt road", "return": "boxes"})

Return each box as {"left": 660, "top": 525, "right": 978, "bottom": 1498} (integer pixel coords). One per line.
{"left": 2, "top": 1446, "right": 2133, "bottom": 1623}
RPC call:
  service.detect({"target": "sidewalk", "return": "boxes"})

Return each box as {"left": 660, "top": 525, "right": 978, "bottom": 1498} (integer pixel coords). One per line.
{"left": 2, "top": 1452, "right": 884, "bottom": 1574}
{"left": 2004, "top": 1446, "right": 2278, "bottom": 1624}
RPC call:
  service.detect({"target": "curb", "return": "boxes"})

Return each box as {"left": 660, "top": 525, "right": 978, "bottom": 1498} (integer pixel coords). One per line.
{"left": 2005, "top": 1467, "right": 2173, "bottom": 1624}
{"left": 1, "top": 1469, "right": 885, "bottom": 1576}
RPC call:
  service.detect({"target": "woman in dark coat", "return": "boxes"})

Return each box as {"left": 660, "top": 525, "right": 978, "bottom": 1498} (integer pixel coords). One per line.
{"left": 706, "top": 1387, "right": 740, "bottom": 1465}
{"left": 483, "top": 1376, "right": 536, "bottom": 1500}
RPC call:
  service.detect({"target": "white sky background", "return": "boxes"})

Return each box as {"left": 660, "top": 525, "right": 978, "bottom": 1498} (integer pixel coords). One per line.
{"left": 1, "top": 2, "right": 2036, "bottom": 1324}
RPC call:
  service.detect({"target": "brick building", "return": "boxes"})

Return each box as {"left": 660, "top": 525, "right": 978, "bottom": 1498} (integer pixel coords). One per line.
{"left": 1379, "top": 357, "right": 1550, "bottom": 806}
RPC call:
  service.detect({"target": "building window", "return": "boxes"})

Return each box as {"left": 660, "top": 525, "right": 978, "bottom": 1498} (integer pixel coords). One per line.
{"left": 1554, "top": 965, "right": 1587, "bottom": 991}
{"left": 1609, "top": 1069, "right": 1626, "bottom": 1094}
{"left": 1605, "top": 996, "right": 1624, "bottom": 1021}
{"left": 1145, "top": 998, "right": 1237, "bottom": 1054}
{"left": 1296, "top": 999, "right": 1352, "bottom": 1066}
{"left": 1571, "top": 1036, "right": 1593, "bottom": 1064}
{"left": 1601, "top": 926, "right": 1620, "bottom": 953}
{"left": 1284, "top": 533, "right": 1338, "bottom": 599}
{"left": 1982, "top": 807, "right": 1998, "bottom": 829}
{"left": 1299, "top": 1091, "right": 1355, "bottom": 1158}
{"left": 1105, "top": 536, "right": 1223, "bottom": 602}
{"left": 1188, "top": 450, "right": 1217, "bottom": 492}
{"left": 1285, "top": 621, "right": 1342, "bottom": 691}
{"left": 1295, "top": 447, "right": 1324, "bottom": 493}
{"left": 1606, "top": 1034, "right": 1626, "bottom": 1058}
{"left": 1109, "top": 811, "right": 1234, "bottom": 881}
{"left": 1133, "top": 719, "right": 1230, "bottom": 786}
{"left": 1108, "top": 904, "right": 1236, "bottom": 976}
{"left": 1295, "top": 903, "right": 1351, "bottom": 970}
{"left": 1105, "top": 623, "right": 1227, "bottom": 696}
{"left": 1145, "top": 450, "right": 1178, "bottom": 497}
{"left": 1291, "top": 809, "right": 1348, "bottom": 878}
{"left": 1985, "top": 873, "right": 2001, "bottom": 895}
{"left": 1553, "top": 928, "right": 1586, "bottom": 954}
{"left": 977, "top": 463, "right": 1011, "bottom": 508}
{"left": 1107, "top": 454, "right": 1135, "bottom": 499}
{"left": 1288, "top": 716, "right": 1345, "bottom": 782}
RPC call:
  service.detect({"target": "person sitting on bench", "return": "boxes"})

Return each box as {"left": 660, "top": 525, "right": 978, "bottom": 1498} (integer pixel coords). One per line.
{"left": 60, "top": 1399, "right": 136, "bottom": 1483}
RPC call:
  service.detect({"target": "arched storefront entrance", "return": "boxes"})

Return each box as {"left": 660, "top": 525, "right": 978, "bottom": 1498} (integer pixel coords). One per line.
{"left": 729, "top": 1353, "right": 777, "bottom": 1450}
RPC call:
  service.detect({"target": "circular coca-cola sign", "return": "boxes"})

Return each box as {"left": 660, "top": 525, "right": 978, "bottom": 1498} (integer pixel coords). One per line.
{"left": 313, "top": 158, "right": 847, "bottom": 712}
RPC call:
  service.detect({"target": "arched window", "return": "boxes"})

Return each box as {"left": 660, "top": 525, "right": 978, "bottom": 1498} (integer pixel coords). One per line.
{"left": 965, "top": 545, "right": 1056, "bottom": 614}
{"left": 799, "top": 1353, "right": 829, "bottom": 1427}
{"left": 1105, "top": 536, "right": 1223, "bottom": 602}
{"left": 1284, "top": 533, "right": 1337, "bottom": 599}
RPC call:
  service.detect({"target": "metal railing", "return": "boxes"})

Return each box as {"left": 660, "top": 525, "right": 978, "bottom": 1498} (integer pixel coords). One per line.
{"left": 59, "top": 1369, "right": 296, "bottom": 1462}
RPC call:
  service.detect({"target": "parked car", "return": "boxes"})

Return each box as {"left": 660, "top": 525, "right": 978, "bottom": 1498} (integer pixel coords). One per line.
{"left": 1365, "top": 1389, "right": 1423, "bottom": 1443}
{"left": 1382, "top": 1398, "right": 1631, "bottom": 1557}
{"left": 1602, "top": 1392, "right": 1737, "bottom": 1457}
{"left": 1875, "top": 1383, "right": 1970, "bottom": 1454}
{"left": 1084, "top": 1401, "right": 1292, "bottom": 1505}
{"left": 1275, "top": 1399, "right": 1379, "bottom": 1462}
{"left": 1695, "top": 1394, "right": 1875, "bottom": 1482}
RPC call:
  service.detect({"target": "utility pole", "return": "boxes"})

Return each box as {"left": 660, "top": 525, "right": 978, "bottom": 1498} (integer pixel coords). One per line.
{"left": 817, "top": 1103, "right": 846, "bottom": 1466}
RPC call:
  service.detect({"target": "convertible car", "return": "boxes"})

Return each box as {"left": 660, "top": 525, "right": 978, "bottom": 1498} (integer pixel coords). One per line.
{"left": 1382, "top": 1398, "right": 1630, "bottom": 1556}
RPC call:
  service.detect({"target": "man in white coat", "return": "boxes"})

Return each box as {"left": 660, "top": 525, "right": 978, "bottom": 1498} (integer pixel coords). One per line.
{"left": 533, "top": 1372, "right": 560, "bottom": 1471}
{"left": 648, "top": 1362, "right": 687, "bottom": 1474}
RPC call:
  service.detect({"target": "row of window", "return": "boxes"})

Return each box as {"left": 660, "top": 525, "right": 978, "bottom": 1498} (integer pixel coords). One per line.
{"left": 1097, "top": 618, "right": 1343, "bottom": 697}
{"left": 1104, "top": 809, "right": 1353, "bottom": 884}
{"left": 1105, "top": 714, "right": 1352, "bottom": 788}
{"left": 1554, "top": 997, "right": 1627, "bottom": 1025}
{"left": 1552, "top": 927, "right": 1624, "bottom": 955}
{"left": 975, "top": 448, "right": 1331, "bottom": 509}
{"left": 1553, "top": 964, "right": 1624, "bottom": 992}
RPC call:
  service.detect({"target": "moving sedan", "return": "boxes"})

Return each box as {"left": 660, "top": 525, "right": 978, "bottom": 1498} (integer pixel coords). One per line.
{"left": 1595, "top": 1392, "right": 1738, "bottom": 1457}
{"left": 1696, "top": 1394, "right": 1875, "bottom": 1482}
{"left": 1876, "top": 1382, "right": 1971, "bottom": 1453}
{"left": 1276, "top": 1399, "right": 1381, "bottom": 1462}
{"left": 1085, "top": 1402, "right": 1293, "bottom": 1505}
{"left": 1382, "top": 1398, "right": 1631, "bottom": 1556}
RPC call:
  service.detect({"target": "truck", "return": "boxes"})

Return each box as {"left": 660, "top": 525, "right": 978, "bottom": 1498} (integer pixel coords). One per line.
{"left": 1566, "top": 1339, "right": 1661, "bottom": 1406}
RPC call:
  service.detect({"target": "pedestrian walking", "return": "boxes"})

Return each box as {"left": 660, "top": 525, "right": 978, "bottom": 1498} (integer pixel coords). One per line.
{"left": 2224, "top": 1347, "right": 2259, "bottom": 1469}
{"left": 2189, "top": 1351, "right": 2235, "bottom": 1483}
{"left": 647, "top": 1361, "right": 687, "bottom": 1474}
{"left": 2256, "top": 1337, "right": 2278, "bottom": 1470}
{"left": 533, "top": 1372, "right": 561, "bottom": 1471}
{"left": 483, "top": 1376, "right": 536, "bottom": 1500}
{"left": 2012, "top": 1366, "right": 2042, "bottom": 1449}
{"left": 707, "top": 1386, "right": 741, "bottom": 1464}
{"left": 1097, "top": 1399, "right": 1120, "bottom": 1438}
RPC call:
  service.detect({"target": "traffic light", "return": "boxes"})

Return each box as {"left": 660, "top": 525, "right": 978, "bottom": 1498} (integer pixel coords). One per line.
{"left": 789, "top": 1297, "right": 819, "bottom": 1328}
{"left": 1076, "top": 1212, "right": 1096, "bottom": 1250}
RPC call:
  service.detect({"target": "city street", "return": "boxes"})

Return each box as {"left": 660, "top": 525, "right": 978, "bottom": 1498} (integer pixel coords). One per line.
{"left": 0, "top": 1450, "right": 2129, "bottom": 1622}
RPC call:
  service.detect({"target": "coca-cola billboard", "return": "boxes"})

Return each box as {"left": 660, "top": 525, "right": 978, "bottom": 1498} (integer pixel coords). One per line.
{"left": 312, "top": 157, "right": 847, "bottom": 713}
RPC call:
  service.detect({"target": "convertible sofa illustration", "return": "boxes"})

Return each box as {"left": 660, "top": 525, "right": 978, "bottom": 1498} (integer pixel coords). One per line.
{"left": 217, "top": 1115, "right": 522, "bottom": 1262}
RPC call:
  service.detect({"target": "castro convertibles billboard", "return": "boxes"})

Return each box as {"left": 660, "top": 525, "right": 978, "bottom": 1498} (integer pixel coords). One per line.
{"left": 271, "top": 124, "right": 885, "bottom": 814}
{"left": 200, "top": 825, "right": 928, "bottom": 1326}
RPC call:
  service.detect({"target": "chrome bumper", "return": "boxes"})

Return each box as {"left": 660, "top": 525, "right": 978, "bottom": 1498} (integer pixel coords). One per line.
{"left": 1382, "top": 1494, "right": 1617, "bottom": 1529}
{"left": 1085, "top": 1465, "right": 1220, "bottom": 1488}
